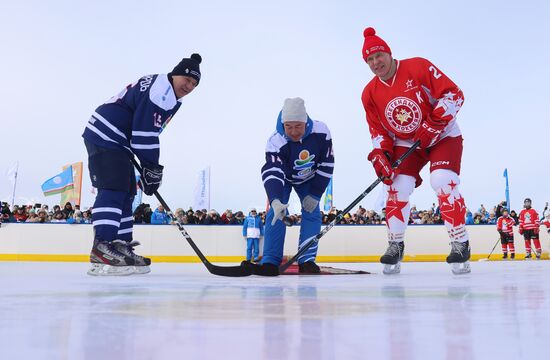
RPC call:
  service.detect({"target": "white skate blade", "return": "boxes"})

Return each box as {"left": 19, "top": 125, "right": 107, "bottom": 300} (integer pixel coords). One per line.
{"left": 383, "top": 263, "right": 401, "bottom": 275}
{"left": 87, "top": 263, "right": 135, "bottom": 276}
{"left": 451, "top": 261, "right": 471, "bottom": 275}
{"left": 133, "top": 266, "right": 151, "bottom": 275}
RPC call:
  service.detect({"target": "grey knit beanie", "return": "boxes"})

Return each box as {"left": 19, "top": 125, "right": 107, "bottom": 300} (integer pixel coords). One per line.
{"left": 281, "top": 97, "right": 307, "bottom": 123}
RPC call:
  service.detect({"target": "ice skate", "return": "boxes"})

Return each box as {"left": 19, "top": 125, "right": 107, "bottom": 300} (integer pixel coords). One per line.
{"left": 298, "top": 261, "right": 321, "bottom": 274}
{"left": 447, "top": 240, "right": 471, "bottom": 275}
{"left": 510, "top": 253, "right": 515, "bottom": 260}
{"left": 535, "top": 251, "right": 541, "bottom": 260}
{"left": 87, "top": 240, "right": 135, "bottom": 276}
{"left": 525, "top": 252, "right": 532, "bottom": 260}
{"left": 502, "top": 252, "right": 508, "bottom": 260}
{"left": 114, "top": 240, "right": 151, "bottom": 274}
{"left": 380, "top": 241, "right": 404, "bottom": 275}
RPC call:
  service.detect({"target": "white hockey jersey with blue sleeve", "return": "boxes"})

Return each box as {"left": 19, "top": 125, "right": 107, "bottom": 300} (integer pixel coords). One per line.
{"left": 82, "top": 74, "right": 181, "bottom": 166}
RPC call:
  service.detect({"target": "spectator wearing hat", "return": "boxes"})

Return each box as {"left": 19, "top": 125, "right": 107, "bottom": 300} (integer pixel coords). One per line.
{"left": 242, "top": 209, "right": 264, "bottom": 262}
{"left": 150, "top": 204, "right": 170, "bottom": 225}
{"left": 204, "top": 210, "right": 223, "bottom": 225}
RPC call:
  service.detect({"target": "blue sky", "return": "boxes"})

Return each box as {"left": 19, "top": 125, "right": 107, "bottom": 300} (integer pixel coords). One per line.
{"left": 1, "top": 0, "right": 549, "bottom": 214}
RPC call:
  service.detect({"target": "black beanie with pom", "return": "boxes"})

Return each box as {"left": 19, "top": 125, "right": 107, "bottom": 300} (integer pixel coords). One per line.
{"left": 170, "top": 53, "right": 202, "bottom": 84}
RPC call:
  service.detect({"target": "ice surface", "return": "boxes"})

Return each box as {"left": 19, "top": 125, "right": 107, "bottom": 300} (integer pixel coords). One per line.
{"left": 0, "top": 261, "right": 548, "bottom": 359}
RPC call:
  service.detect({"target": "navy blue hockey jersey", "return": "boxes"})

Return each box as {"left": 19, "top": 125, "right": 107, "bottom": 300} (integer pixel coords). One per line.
{"left": 82, "top": 74, "right": 181, "bottom": 165}
{"left": 261, "top": 112, "right": 334, "bottom": 202}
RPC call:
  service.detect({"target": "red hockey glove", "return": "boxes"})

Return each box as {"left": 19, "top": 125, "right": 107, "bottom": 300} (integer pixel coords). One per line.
{"left": 518, "top": 227, "right": 524, "bottom": 235}
{"left": 534, "top": 226, "right": 540, "bottom": 234}
{"left": 368, "top": 149, "right": 394, "bottom": 185}
{"left": 413, "top": 118, "right": 446, "bottom": 149}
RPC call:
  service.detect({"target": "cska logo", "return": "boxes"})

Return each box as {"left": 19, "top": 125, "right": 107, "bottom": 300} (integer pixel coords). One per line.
{"left": 384, "top": 97, "right": 422, "bottom": 134}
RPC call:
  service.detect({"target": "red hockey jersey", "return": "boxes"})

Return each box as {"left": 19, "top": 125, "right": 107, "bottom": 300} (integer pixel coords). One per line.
{"left": 362, "top": 57, "right": 464, "bottom": 153}
{"left": 497, "top": 216, "right": 515, "bottom": 235}
{"left": 519, "top": 208, "right": 540, "bottom": 231}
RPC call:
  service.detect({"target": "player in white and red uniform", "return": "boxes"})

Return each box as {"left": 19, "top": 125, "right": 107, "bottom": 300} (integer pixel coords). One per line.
{"left": 361, "top": 27, "right": 470, "bottom": 274}
{"left": 497, "top": 209, "right": 515, "bottom": 259}
{"left": 519, "top": 198, "right": 541, "bottom": 259}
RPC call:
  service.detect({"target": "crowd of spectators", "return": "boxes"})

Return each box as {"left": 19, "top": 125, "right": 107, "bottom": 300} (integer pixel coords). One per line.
{"left": 1, "top": 200, "right": 547, "bottom": 227}
{"left": 1, "top": 202, "right": 92, "bottom": 224}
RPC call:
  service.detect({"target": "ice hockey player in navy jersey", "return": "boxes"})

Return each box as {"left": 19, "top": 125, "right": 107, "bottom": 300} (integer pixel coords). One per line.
{"left": 251, "top": 97, "right": 334, "bottom": 276}
{"left": 82, "top": 54, "right": 202, "bottom": 276}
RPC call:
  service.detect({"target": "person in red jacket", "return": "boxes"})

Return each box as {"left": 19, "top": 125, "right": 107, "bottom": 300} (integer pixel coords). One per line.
{"left": 497, "top": 209, "right": 515, "bottom": 259}
{"left": 361, "top": 27, "right": 470, "bottom": 275}
{"left": 519, "top": 198, "right": 541, "bottom": 259}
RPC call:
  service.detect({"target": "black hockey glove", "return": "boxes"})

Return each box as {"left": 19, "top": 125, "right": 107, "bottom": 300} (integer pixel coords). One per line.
{"left": 138, "top": 161, "right": 164, "bottom": 195}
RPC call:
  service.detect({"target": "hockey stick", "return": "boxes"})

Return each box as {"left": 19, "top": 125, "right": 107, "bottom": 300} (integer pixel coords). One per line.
{"left": 279, "top": 141, "right": 420, "bottom": 273}
{"left": 478, "top": 237, "right": 501, "bottom": 262}
{"left": 132, "top": 158, "right": 251, "bottom": 277}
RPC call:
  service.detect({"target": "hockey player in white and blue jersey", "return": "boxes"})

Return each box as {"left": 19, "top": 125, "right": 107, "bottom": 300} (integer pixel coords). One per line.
{"left": 254, "top": 97, "right": 334, "bottom": 275}
{"left": 82, "top": 54, "right": 202, "bottom": 276}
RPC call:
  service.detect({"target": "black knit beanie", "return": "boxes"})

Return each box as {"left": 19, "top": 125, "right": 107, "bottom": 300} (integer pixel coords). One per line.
{"left": 169, "top": 53, "right": 202, "bottom": 84}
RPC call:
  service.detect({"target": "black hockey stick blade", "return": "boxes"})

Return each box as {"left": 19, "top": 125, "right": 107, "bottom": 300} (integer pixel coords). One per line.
{"left": 279, "top": 141, "right": 420, "bottom": 273}
{"left": 132, "top": 158, "right": 252, "bottom": 277}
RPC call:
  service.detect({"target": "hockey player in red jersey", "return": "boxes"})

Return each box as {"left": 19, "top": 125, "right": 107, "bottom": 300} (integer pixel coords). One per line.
{"left": 518, "top": 198, "right": 541, "bottom": 259}
{"left": 497, "top": 209, "right": 515, "bottom": 259}
{"left": 361, "top": 27, "right": 470, "bottom": 274}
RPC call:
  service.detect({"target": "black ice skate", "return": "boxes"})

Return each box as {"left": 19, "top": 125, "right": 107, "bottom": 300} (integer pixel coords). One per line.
{"left": 535, "top": 251, "right": 541, "bottom": 260}
{"left": 114, "top": 240, "right": 151, "bottom": 274}
{"left": 502, "top": 252, "right": 508, "bottom": 260}
{"left": 299, "top": 261, "right": 321, "bottom": 274}
{"left": 510, "top": 253, "right": 515, "bottom": 260}
{"left": 88, "top": 239, "right": 135, "bottom": 276}
{"left": 447, "top": 240, "right": 471, "bottom": 275}
{"left": 380, "top": 241, "right": 404, "bottom": 275}
{"left": 525, "top": 252, "right": 532, "bottom": 260}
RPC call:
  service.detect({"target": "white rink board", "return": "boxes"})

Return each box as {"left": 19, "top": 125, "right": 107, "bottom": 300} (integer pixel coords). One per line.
{"left": 0, "top": 223, "right": 548, "bottom": 261}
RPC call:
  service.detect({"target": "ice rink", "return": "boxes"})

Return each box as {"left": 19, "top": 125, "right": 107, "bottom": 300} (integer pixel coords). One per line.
{"left": 0, "top": 261, "right": 548, "bottom": 360}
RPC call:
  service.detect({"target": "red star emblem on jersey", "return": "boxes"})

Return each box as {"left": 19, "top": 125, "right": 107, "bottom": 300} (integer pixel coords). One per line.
{"left": 448, "top": 180, "right": 457, "bottom": 191}
{"left": 440, "top": 195, "right": 467, "bottom": 227}
{"left": 386, "top": 187, "right": 408, "bottom": 223}
{"left": 437, "top": 189, "right": 452, "bottom": 206}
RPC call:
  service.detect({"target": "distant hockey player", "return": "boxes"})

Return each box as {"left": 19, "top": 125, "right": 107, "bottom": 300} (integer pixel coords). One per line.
{"left": 519, "top": 198, "right": 541, "bottom": 259}
{"left": 242, "top": 208, "right": 264, "bottom": 262}
{"left": 82, "top": 54, "right": 202, "bottom": 275}
{"left": 497, "top": 208, "right": 515, "bottom": 259}
{"left": 360, "top": 27, "right": 470, "bottom": 274}
{"left": 252, "top": 97, "right": 334, "bottom": 276}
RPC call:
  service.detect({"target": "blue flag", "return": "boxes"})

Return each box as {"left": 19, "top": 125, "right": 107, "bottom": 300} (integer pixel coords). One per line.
{"left": 503, "top": 168, "right": 510, "bottom": 211}
{"left": 323, "top": 178, "right": 333, "bottom": 212}
{"left": 41, "top": 167, "right": 74, "bottom": 196}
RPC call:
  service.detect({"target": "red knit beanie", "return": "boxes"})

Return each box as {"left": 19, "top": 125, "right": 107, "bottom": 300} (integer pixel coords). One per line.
{"left": 362, "top": 27, "right": 391, "bottom": 61}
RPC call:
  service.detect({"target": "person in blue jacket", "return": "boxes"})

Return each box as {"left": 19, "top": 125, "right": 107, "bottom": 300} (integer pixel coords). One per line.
{"left": 254, "top": 97, "right": 334, "bottom": 275}
{"left": 242, "top": 208, "right": 264, "bottom": 262}
{"left": 150, "top": 204, "right": 170, "bottom": 225}
{"left": 82, "top": 54, "right": 202, "bottom": 276}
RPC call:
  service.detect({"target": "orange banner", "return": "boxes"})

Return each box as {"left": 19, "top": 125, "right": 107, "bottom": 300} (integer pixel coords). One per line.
{"left": 60, "top": 162, "right": 83, "bottom": 206}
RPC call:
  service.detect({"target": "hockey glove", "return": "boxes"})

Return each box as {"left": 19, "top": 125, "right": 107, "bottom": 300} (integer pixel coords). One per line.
{"left": 413, "top": 118, "right": 446, "bottom": 148}
{"left": 534, "top": 226, "right": 540, "bottom": 234}
{"left": 368, "top": 149, "right": 394, "bottom": 185}
{"left": 302, "top": 195, "right": 320, "bottom": 213}
{"left": 518, "top": 227, "right": 524, "bottom": 235}
{"left": 138, "top": 161, "right": 164, "bottom": 196}
{"left": 270, "top": 199, "right": 289, "bottom": 226}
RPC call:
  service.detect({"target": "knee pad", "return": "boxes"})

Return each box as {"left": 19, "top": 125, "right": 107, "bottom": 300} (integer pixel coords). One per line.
{"left": 430, "top": 169, "right": 460, "bottom": 194}
{"left": 390, "top": 174, "right": 415, "bottom": 200}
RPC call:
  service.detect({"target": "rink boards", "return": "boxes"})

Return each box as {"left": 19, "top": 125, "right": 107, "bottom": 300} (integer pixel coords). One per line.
{"left": 0, "top": 223, "right": 548, "bottom": 262}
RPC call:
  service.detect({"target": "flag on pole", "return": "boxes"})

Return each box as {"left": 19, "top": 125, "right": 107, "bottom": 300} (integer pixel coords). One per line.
{"left": 193, "top": 167, "right": 210, "bottom": 210}
{"left": 41, "top": 167, "right": 74, "bottom": 196}
{"left": 6, "top": 162, "right": 19, "bottom": 207}
{"left": 60, "top": 162, "right": 83, "bottom": 206}
{"left": 323, "top": 178, "right": 333, "bottom": 212}
{"left": 503, "top": 168, "right": 510, "bottom": 211}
